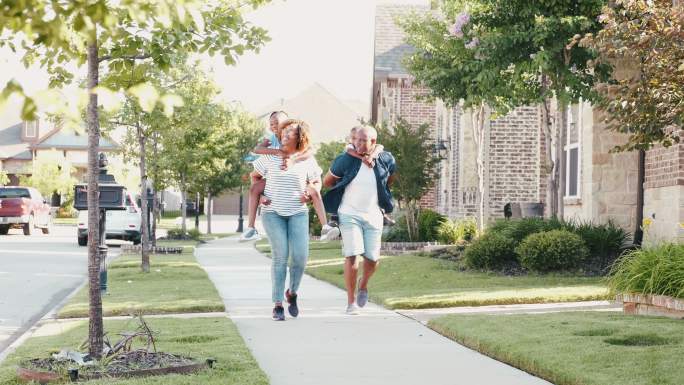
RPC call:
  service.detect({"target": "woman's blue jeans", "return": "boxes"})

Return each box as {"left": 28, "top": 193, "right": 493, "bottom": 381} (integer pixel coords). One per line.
{"left": 262, "top": 211, "right": 309, "bottom": 303}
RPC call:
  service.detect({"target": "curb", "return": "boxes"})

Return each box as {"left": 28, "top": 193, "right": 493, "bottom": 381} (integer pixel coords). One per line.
{"left": 0, "top": 279, "right": 86, "bottom": 364}
{"left": 0, "top": 248, "right": 121, "bottom": 364}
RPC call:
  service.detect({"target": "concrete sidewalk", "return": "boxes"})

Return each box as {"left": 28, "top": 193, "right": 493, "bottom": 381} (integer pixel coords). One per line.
{"left": 195, "top": 236, "right": 551, "bottom": 385}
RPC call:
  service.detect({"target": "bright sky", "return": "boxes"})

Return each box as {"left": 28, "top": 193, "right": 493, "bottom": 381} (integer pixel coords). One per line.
{"left": 0, "top": 0, "right": 429, "bottom": 123}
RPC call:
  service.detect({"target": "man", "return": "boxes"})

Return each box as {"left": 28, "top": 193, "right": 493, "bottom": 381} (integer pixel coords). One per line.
{"left": 323, "top": 125, "right": 396, "bottom": 314}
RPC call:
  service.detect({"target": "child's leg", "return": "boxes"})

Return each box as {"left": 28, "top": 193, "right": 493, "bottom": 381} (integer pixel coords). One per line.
{"left": 248, "top": 173, "right": 266, "bottom": 229}
{"left": 306, "top": 185, "right": 328, "bottom": 226}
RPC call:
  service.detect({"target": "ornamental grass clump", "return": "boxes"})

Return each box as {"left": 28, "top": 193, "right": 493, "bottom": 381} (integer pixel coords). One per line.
{"left": 608, "top": 244, "right": 684, "bottom": 299}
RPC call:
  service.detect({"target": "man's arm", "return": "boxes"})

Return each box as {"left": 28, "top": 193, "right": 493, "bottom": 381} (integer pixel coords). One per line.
{"left": 323, "top": 171, "right": 340, "bottom": 188}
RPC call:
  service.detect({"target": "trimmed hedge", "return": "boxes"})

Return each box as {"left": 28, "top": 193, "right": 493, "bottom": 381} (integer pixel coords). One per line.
{"left": 464, "top": 233, "right": 517, "bottom": 271}
{"left": 515, "top": 230, "right": 589, "bottom": 273}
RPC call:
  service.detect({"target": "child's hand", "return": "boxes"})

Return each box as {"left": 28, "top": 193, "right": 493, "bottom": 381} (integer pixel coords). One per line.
{"left": 362, "top": 155, "right": 375, "bottom": 168}
{"left": 260, "top": 196, "right": 272, "bottom": 206}
{"left": 300, "top": 191, "right": 312, "bottom": 203}
{"left": 259, "top": 138, "right": 271, "bottom": 147}
{"left": 281, "top": 156, "right": 294, "bottom": 170}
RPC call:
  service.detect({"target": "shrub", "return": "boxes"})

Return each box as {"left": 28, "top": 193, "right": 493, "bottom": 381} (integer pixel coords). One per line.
{"left": 309, "top": 207, "right": 322, "bottom": 236}
{"left": 383, "top": 215, "right": 411, "bottom": 242}
{"left": 417, "top": 209, "right": 446, "bottom": 242}
{"left": 572, "top": 220, "right": 631, "bottom": 268}
{"left": 608, "top": 244, "right": 684, "bottom": 298}
{"left": 166, "top": 227, "right": 186, "bottom": 239}
{"left": 437, "top": 217, "right": 477, "bottom": 244}
{"left": 500, "top": 217, "right": 565, "bottom": 244}
{"left": 516, "top": 230, "right": 588, "bottom": 273}
{"left": 187, "top": 228, "right": 201, "bottom": 241}
{"left": 162, "top": 210, "right": 181, "bottom": 219}
{"left": 56, "top": 206, "right": 78, "bottom": 218}
{"left": 464, "top": 233, "right": 517, "bottom": 271}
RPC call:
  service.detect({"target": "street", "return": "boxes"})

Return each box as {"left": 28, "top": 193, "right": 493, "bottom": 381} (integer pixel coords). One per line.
{"left": 0, "top": 225, "right": 121, "bottom": 355}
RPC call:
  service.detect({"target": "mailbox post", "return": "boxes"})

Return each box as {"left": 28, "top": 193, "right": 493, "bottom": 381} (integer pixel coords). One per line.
{"left": 74, "top": 153, "right": 127, "bottom": 294}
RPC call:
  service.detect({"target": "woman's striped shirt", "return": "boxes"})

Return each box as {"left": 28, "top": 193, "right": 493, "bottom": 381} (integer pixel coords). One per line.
{"left": 252, "top": 155, "right": 322, "bottom": 217}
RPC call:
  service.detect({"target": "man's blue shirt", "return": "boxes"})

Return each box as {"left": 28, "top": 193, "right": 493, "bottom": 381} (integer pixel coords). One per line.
{"left": 323, "top": 151, "right": 396, "bottom": 214}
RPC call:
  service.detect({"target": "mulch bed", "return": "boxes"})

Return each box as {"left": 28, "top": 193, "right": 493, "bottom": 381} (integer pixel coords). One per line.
{"left": 18, "top": 351, "right": 208, "bottom": 382}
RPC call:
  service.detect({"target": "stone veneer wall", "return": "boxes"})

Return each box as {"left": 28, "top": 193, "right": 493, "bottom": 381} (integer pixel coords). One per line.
{"left": 563, "top": 105, "right": 638, "bottom": 234}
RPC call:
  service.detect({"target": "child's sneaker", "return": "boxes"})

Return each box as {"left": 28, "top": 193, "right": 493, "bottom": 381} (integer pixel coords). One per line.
{"left": 320, "top": 224, "right": 340, "bottom": 241}
{"left": 272, "top": 305, "right": 285, "bottom": 321}
{"left": 239, "top": 227, "right": 261, "bottom": 242}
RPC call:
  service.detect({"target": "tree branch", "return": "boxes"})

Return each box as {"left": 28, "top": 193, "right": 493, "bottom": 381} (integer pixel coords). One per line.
{"left": 99, "top": 54, "right": 152, "bottom": 63}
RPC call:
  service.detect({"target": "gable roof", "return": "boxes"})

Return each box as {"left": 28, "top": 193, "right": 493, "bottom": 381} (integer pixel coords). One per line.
{"left": 258, "top": 83, "right": 365, "bottom": 145}
{"left": 32, "top": 126, "right": 119, "bottom": 150}
{"left": 374, "top": 4, "right": 429, "bottom": 77}
{"left": 0, "top": 122, "right": 32, "bottom": 160}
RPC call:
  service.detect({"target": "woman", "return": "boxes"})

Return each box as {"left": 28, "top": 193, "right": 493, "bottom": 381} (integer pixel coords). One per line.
{"left": 251, "top": 119, "right": 322, "bottom": 321}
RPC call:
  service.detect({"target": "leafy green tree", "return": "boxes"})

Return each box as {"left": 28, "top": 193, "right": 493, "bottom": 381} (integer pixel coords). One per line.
{"left": 377, "top": 119, "right": 441, "bottom": 241}
{"left": 202, "top": 106, "right": 262, "bottom": 234}
{"left": 581, "top": 0, "right": 684, "bottom": 151}
{"left": 402, "top": 0, "right": 611, "bottom": 219}
{"left": 315, "top": 140, "right": 346, "bottom": 192}
{"left": 19, "top": 150, "right": 77, "bottom": 201}
{"left": 0, "top": 0, "right": 270, "bottom": 358}
{"left": 0, "top": 170, "right": 9, "bottom": 186}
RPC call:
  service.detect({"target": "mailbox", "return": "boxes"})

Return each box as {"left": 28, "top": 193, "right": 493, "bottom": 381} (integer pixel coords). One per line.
{"left": 73, "top": 153, "right": 127, "bottom": 211}
{"left": 74, "top": 184, "right": 126, "bottom": 210}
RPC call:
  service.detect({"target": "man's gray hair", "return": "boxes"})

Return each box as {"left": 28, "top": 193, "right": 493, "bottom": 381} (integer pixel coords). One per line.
{"left": 353, "top": 125, "right": 377, "bottom": 139}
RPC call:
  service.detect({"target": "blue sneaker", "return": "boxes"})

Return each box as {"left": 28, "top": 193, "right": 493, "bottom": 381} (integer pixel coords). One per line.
{"left": 286, "top": 289, "right": 299, "bottom": 317}
{"left": 272, "top": 305, "right": 285, "bottom": 321}
{"left": 357, "top": 289, "right": 368, "bottom": 308}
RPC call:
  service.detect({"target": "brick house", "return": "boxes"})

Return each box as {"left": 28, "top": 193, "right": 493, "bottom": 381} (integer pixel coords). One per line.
{"left": 373, "top": 4, "right": 682, "bottom": 244}
{"left": 372, "top": 4, "right": 546, "bottom": 221}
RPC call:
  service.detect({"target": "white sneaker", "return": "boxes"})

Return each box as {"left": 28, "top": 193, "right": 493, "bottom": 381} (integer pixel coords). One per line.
{"left": 320, "top": 224, "right": 340, "bottom": 241}
{"left": 345, "top": 303, "right": 359, "bottom": 315}
{"left": 239, "top": 227, "right": 261, "bottom": 242}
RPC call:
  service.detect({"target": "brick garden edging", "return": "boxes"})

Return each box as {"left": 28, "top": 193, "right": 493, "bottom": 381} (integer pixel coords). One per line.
{"left": 616, "top": 293, "right": 684, "bottom": 319}
{"left": 310, "top": 237, "right": 444, "bottom": 255}
{"left": 120, "top": 245, "right": 184, "bottom": 254}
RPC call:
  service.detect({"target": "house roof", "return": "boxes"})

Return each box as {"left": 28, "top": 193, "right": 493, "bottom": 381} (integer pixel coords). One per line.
{"left": 0, "top": 120, "right": 119, "bottom": 161}
{"left": 258, "top": 83, "right": 365, "bottom": 145}
{"left": 0, "top": 122, "right": 32, "bottom": 160}
{"left": 32, "top": 126, "right": 119, "bottom": 150}
{"left": 374, "top": 4, "right": 429, "bottom": 77}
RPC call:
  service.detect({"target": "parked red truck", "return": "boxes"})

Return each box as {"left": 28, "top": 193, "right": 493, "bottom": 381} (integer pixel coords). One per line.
{"left": 0, "top": 186, "right": 52, "bottom": 235}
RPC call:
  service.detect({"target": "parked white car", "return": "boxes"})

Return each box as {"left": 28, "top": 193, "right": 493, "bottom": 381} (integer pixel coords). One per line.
{"left": 77, "top": 193, "right": 142, "bottom": 246}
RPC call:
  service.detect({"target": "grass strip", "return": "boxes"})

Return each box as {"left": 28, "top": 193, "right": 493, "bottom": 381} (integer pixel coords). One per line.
{"left": 255, "top": 240, "right": 608, "bottom": 309}
{"left": 429, "top": 312, "right": 684, "bottom": 385}
{"left": 58, "top": 242, "right": 224, "bottom": 318}
{"left": 0, "top": 317, "right": 267, "bottom": 385}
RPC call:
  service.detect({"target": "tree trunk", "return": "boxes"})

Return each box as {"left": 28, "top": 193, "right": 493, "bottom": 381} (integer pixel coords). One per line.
{"left": 472, "top": 104, "right": 490, "bottom": 231}
{"left": 207, "top": 191, "right": 212, "bottom": 235}
{"left": 180, "top": 179, "right": 187, "bottom": 235}
{"left": 138, "top": 126, "right": 150, "bottom": 273}
{"left": 151, "top": 191, "right": 158, "bottom": 247}
{"left": 540, "top": 75, "right": 557, "bottom": 217}
{"left": 151, "top": 134, "right": 159, "bottom": 247}
{"left": 86, "top": 39, "right": 104, "bottom": 360}
{"left": 557, "top": 99, "right": 567, "bottom": 220}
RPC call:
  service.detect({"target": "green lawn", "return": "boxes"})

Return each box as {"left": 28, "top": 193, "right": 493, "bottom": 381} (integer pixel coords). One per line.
{"left": 0, "top": 317, "right": 268, "bottom": 385}
{"left": 429, "top": 312, "right": 684, "bottom": 385}
{"left": 255, "top": 240, "right": 608, "bottom": 309}
{"left": 53, "top": 217, "right": 77, "bottom": 225}
{"left": 58, "top": 244, "right": 224, "bottom": 318}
